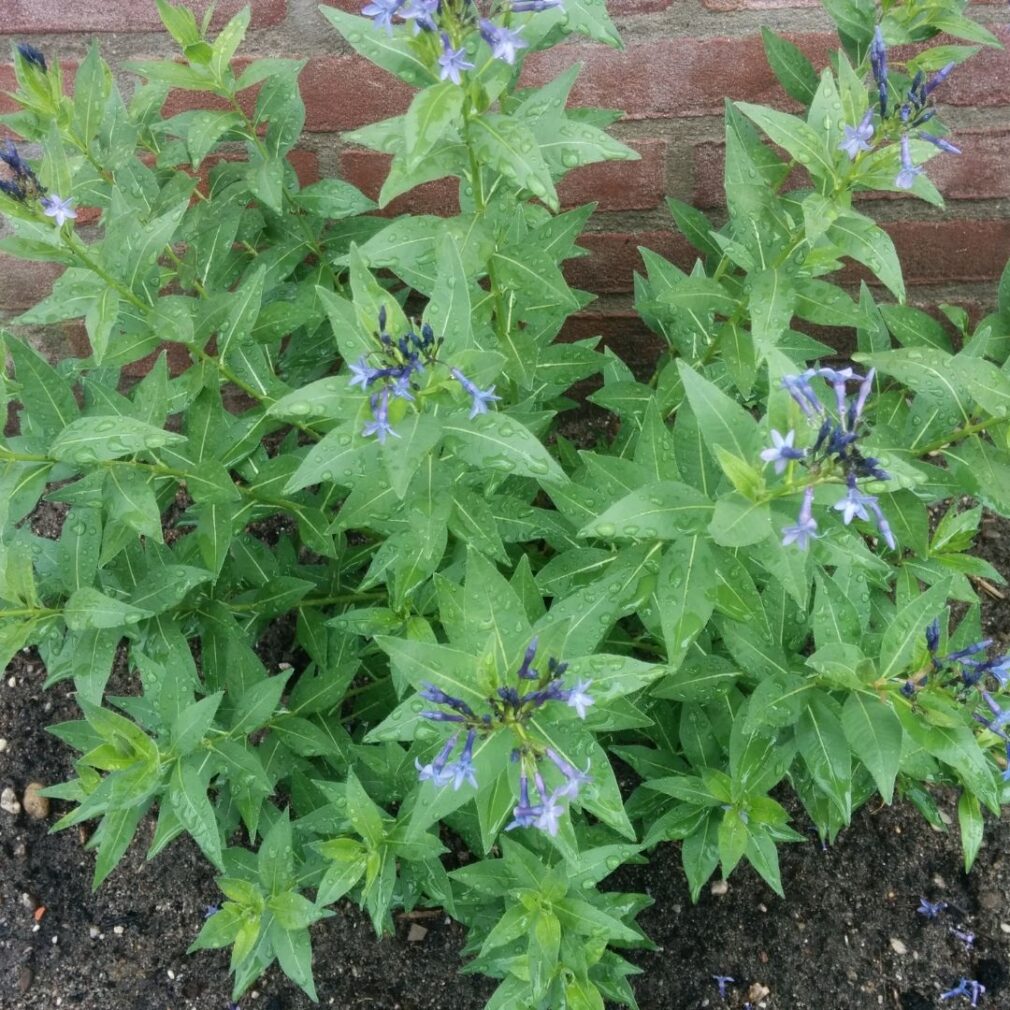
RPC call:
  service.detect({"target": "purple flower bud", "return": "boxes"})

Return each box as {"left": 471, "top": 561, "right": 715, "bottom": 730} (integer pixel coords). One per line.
{"left": 850, "top": 367, "right": 875, "bottom": 427}
{"left": 926, "top": 618, "right": 941, "bottom": 655}
{"left": 400, "top": 0, "right": 438, "bottom": 33}
{"left": 949, "top": 927, "right": 975, "bottom": 950}
{"left": 517, "top": 638, "right": 539, "bottom": 679}
{"left": 866, "top": 498, "right": 896, "bottom": 550}
{"left": 918, "top": 131, "right": 961, "bottom": 156}
{"left": 781, "top": 373, "right": 823, "bottom": 418}
{"left": 944, "top": 639, "right": 992, "bottom": 663}
{"left": 16, "top": 44, "right": 47, "bottom": 72}
{"left": 420, "top": 709, "right": 466, "bottom": 722}
{"left": 419, "top": 681, "right": 476, "bottom": 718}
{"left": 870, "top": 27, "right": 889, "bottom": 117}
{"left": 923, "top": 62, "right": 955, "bottom": 98}
{"left": 511, "top": 0, "right": 564, "bottom": 10}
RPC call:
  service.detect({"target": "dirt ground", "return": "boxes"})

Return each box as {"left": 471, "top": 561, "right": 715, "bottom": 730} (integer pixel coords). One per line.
{"left": 2, "top": 513, "right": 1010, "bottom": 1010}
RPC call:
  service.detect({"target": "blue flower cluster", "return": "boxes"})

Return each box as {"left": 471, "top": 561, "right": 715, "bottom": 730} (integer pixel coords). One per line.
{"left": 348, "top": 309, "right": 499, "bottom": 443}
{"left": 414, "top": 638, "right": 594, "bottom": 836}
{"left": 770, "top": 368, "right": 894, "bottom": 550}
{"left": 0, "top": 133, "right": 76, "bottom": 227}
{"left": 838, "top": 27, "right": 960, "bottom": 191}
{"left": 904, "top": 616, "right": 1010, "bottom": 781}
{"left": 360, "top": 0, "right": 555, "bottom": 73}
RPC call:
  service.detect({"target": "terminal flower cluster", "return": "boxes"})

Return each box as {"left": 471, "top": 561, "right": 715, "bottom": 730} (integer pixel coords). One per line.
{"left": 414, "top": 638, "right": 594, "bottom": 836}
{"left": 361, "top": 0, "right": 562, "bottom": 71}
{"left": 905, "top": 616, "right": 1010, "bottom": 781}
{"left": 839, "top": 26, "right": 960, "bottom": 191}
{"left": 0, "top": 133, "right": 75, "bottom": 227}
{"left": 771, "top": 367, "right": 895, "bottom": 550}
{"left": 348, "top": 309, "right": 499, "bottom": 443}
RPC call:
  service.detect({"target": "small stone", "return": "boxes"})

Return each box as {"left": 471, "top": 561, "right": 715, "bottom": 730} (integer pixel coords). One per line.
{"left": 747, "top": 982, "right": 770, "bottom": 1002}
{"left": 13, "top": 839, "right": 27, "bottom": 860}
{"left": 113, "top": 925, "right": 124, "bottom": 935}
{"left": 20, "top": 892, "right": 37, "bottom": 911}
{"left": 710, "top": 878, "right": 729, "bottom": 896}
{"left": 979, "top": 891, "right": 1000, "bottom": 911}
{"left": 932, "top": 875, "right": 946, "bottom": 889}
{"left": 0, "top": 737, "right": 8, "bottom": 752}
{"left": 890, "top": 938, "right": 908, "bottom": 955}
{"left": 7, "top": 676, "right": 15, "bottom": 688}
{"left": 167, "top": 969, "right": 175, "bottom": 980}
{"left": 406, "top": 923, "right": 428, "bottom": 943}
{"left": 999, "top": 922, "right": 1010, "bottom": 934}
{"left": 51, "top": 935, "right": 58, "bottom": 945}
{"left": 1, "top": 786, "right": 20, "bottom": 815}
{"left": 89, "top": 926, "right": 100, "bottom": 939}
{"left": 22, "top": 782, "right": 49, "bottom": 820}
{"left": 17, "top": 966, "right": 33, "bottom": 994}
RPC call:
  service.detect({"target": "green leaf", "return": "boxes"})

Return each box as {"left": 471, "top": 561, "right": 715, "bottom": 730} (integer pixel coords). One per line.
{"left": 293, "top": 178, "right": 375, "bottom": 218}
{"left": 657, "top": 276, "right": 737, "bottom": 316}
{"left": 761, "top": 28, "right": 819, "bottom": 104}
{"left": 169, "top": 758, "right": 223, "bottom": 870}
{"left": 657, "top": 535, "right": 716, "bottom": 670}
{"left": 708, "top": 493, "right": 771, "bottom": 547}
{"left": 563, "top": 0, "right": 622, "bottom": 48}
{"left": 748, "top": 267, "right": 795, "bottom": 357}
{"left": 269, "top": 921, "right": 318, "bottom": 1002}
{"left": 957, "top": 791, "right": 983, "bottom": 873}
{"left": 736, "top": 101, "right": 838, "bottom": 185}
{"left": 442, "top": 411, "right": 566, "bottom": 482}
{"left": 678, "top": 360, "right": 759, "bottom": 461}
{"left": 841, "top": 693, "right": 902, "bottom": 803}
{"left": 403, "top": 82, "right": 464, "bottom": 170}
{"left": 468, "top": 113, "right": 558, "bottom": 211}
{"left": 797, "top": 695, "right": 851, "bottom": 821}
{"left": 171, "top": 694, "right": 223, "bottom": 755}
{"left": 50, "top": 416, "right": 185, "bottom": 464}
{"left": 319, "top": 6, "right": 437, "bottom": 88}
{"left": 91, "top": 802, "right": 148, "bottom": 888}
{"left": 64, "top": 588, "right": 152, "bottom": 632}
{"left": 3, "top": 332, "right": 79, "bottom": 435}
{"left": 879, "top": 578, "right": 951, "bottom": 680}
{"left": 578, "top": 480, "right": 713, "bottom": 540}
{"left": 826, "top": 210, "right": 905, "bottom": 302}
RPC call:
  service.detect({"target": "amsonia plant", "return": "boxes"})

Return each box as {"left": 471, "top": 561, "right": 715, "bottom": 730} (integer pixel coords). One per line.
{"left": 0, "top": 0, "right": 1008, "bottom": 1007}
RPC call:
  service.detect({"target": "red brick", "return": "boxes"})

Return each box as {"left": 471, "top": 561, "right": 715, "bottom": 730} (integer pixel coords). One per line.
{"left": 2, "top": 0, "right": 285, "bottom": 33}
{"left": 301, "top": 56, "right": 413, "bottom": 132}
{"left": 702, "top": 0, "right": 819, "bottom": 9}
{"left": 564, "top": 231, "right": 697, "bottom": 294}
{"left": 886, "top": 220, "right": 1010, "bottom": 286}
{"left": 0, "top": 255, "right": 63, "bottom": 312}
{"left": 558, "top": 139, "right": 666, "bottom": 211}
{"left": 942, "top": 27, "right": 1010, "bottom": 107}
{"left": 522, "top": 35, "right": 837, "bottom": 120}
{"left": 339, "top": 150, "right": 460, "bottom": 217}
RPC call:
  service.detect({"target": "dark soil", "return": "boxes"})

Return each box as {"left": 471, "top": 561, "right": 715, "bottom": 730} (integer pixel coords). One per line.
{"left": 2, "top": 514, "right": 1010, "bottom": 1010}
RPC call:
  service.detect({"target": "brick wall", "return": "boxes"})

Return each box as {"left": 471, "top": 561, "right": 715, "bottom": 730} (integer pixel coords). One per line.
{"left": 2, "top": 0, "right": 1009, "bottom": 359}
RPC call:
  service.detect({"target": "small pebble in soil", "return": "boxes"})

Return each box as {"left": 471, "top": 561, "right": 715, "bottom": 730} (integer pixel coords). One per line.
{"left": 22, "top": 781, "right": 49, "bottom": 820}
{"left": 89, "top": 926, "right": 100, "bottom": 939}
{"left": 17, "top": 965, "right": 32, "bottom": 993}
{"left": 710, "top": 878, "right": 729, "bottom": 896}
{"left": 890, "top": 937, "right": 908, "bottom": 954}
{"left": 1, "top": 785, "right": 21, "bottom": 815}
{"left": 113, "top": 925, "right": 124, "bottom": 935}
{"left": 20, "top": 892, "right": 37, "bottom": 911}
{"left": 0, "top": 737, "right": 8, "bottom": 752}
{"left": 407, "top": 924, "right": 428, "bottom": 942}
